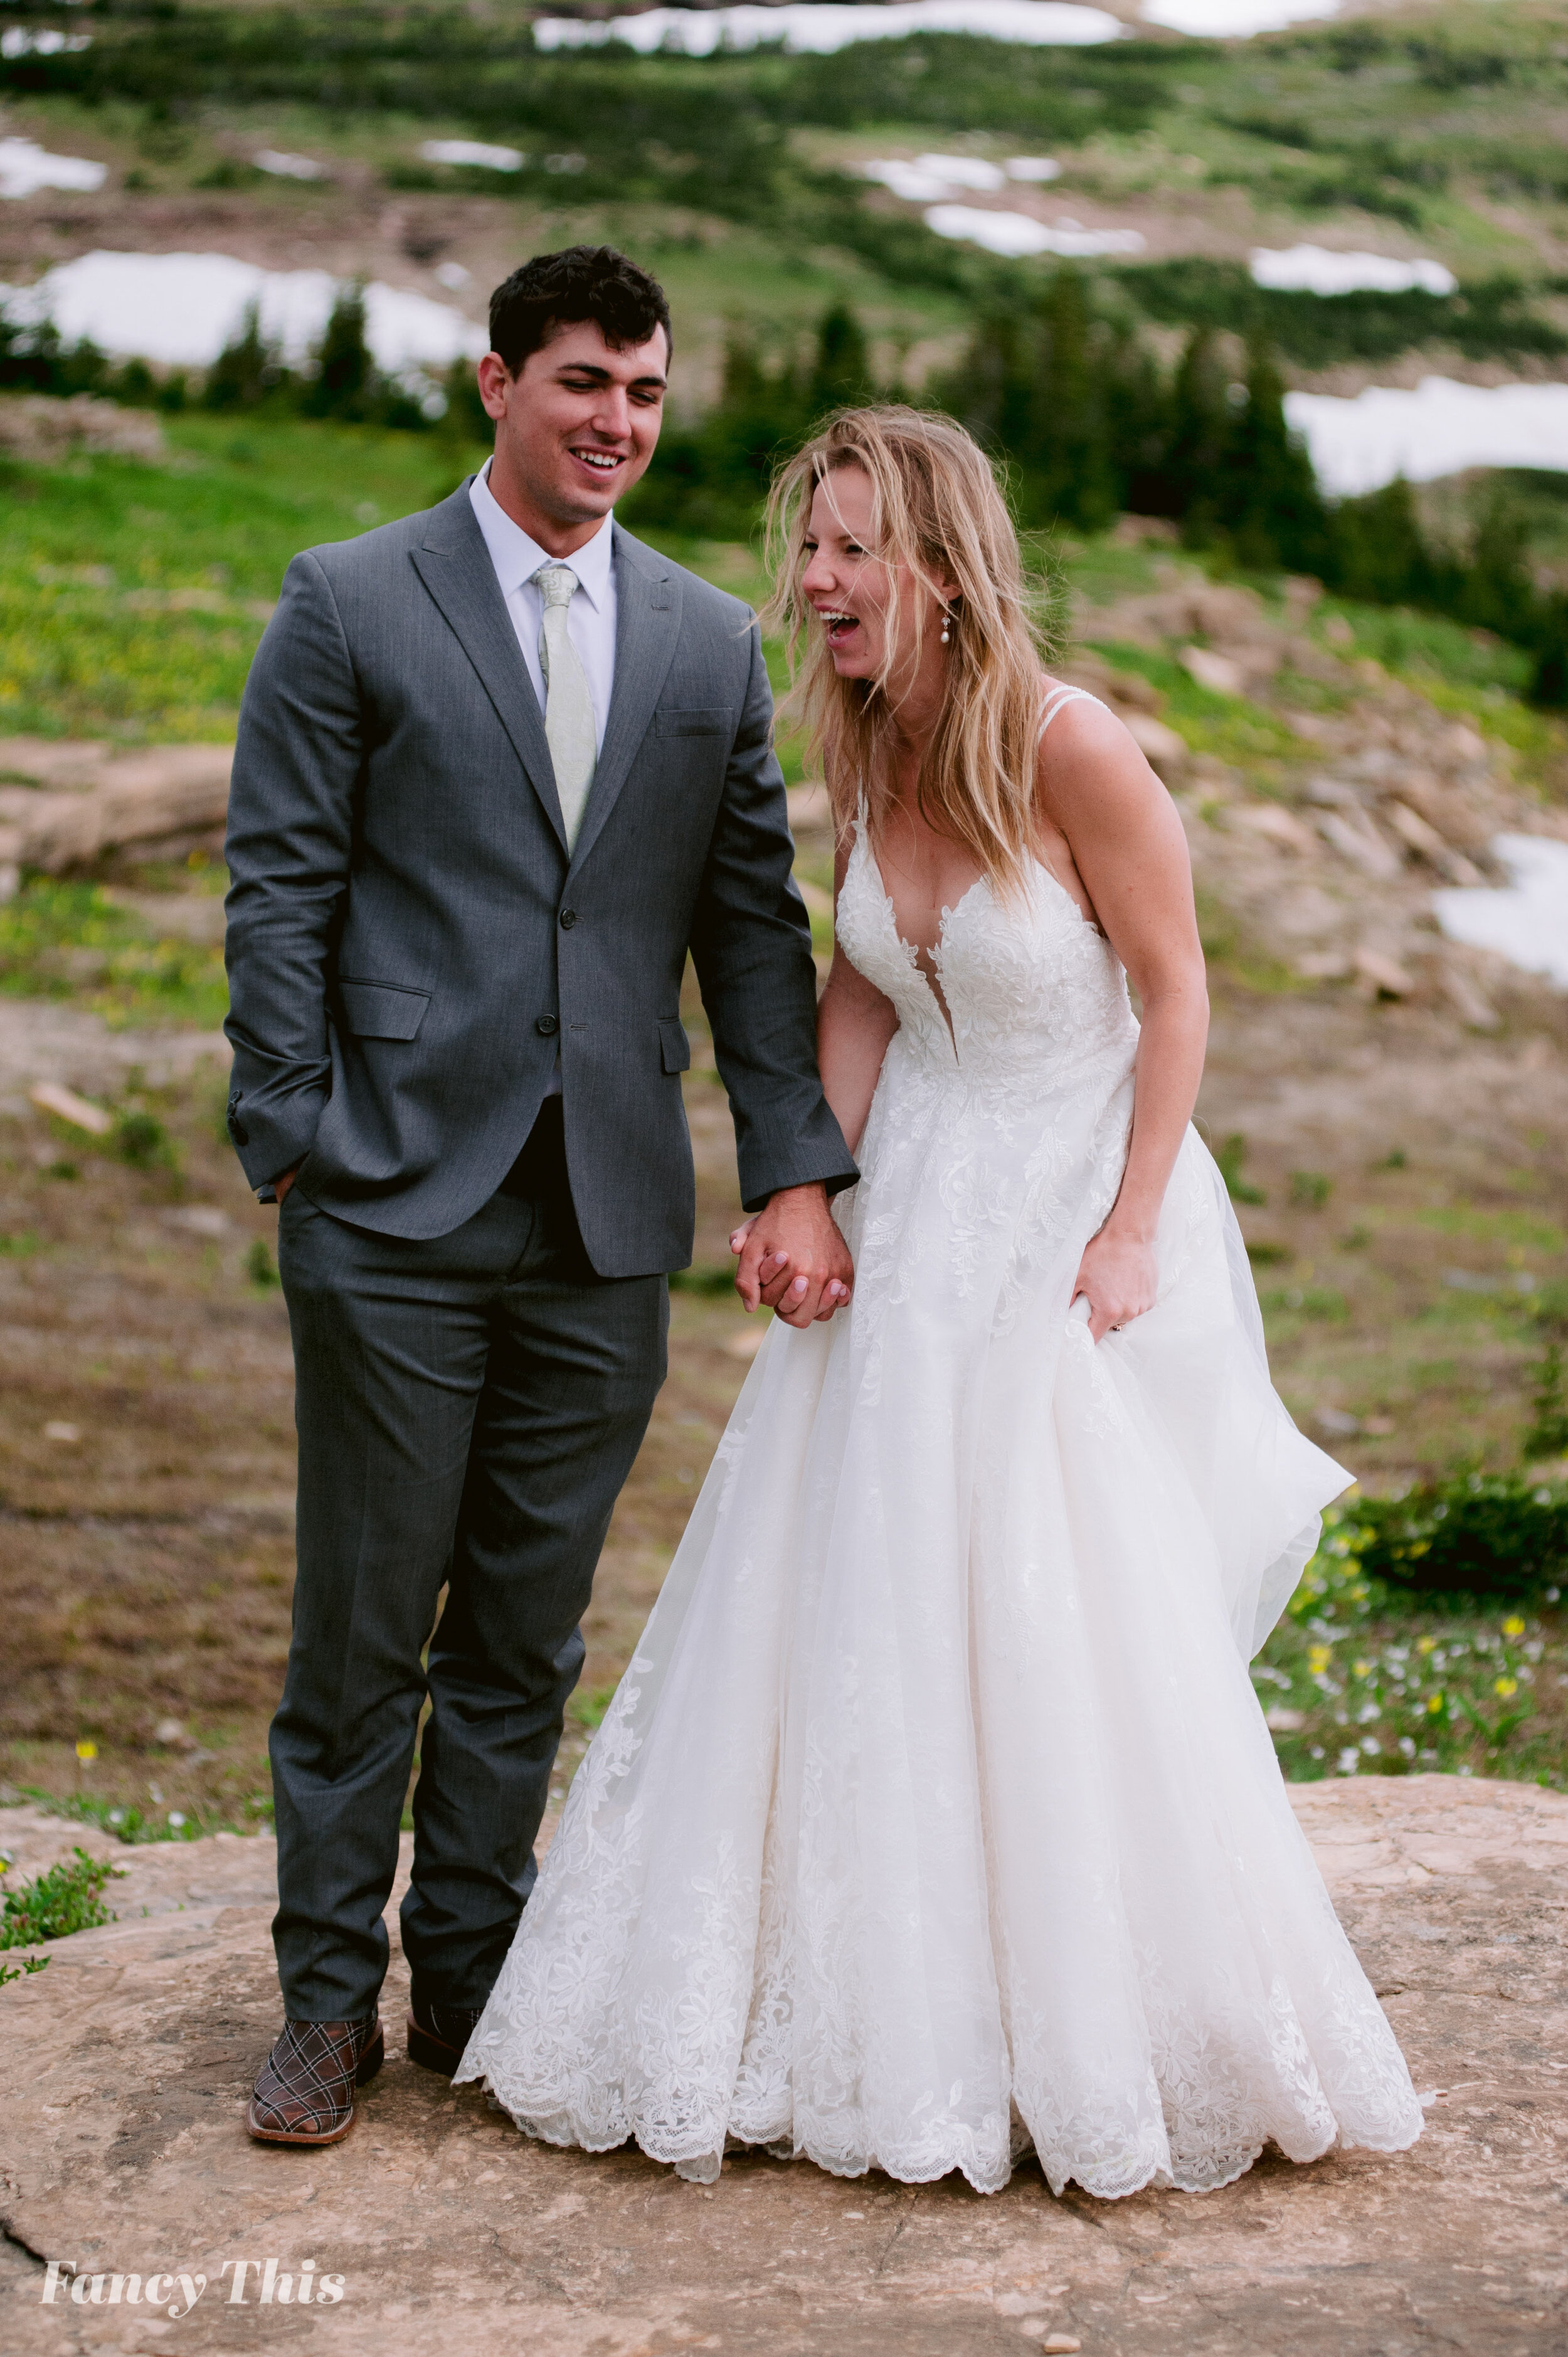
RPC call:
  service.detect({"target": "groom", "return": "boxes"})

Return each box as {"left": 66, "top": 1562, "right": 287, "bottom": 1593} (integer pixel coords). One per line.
{"left": 224, "top": 245, "right": 857, "bottom": 2145}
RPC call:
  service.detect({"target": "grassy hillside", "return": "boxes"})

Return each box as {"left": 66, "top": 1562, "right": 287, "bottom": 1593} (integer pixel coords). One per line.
{"left": 7, "top": 2, "right": 1568, "bottom": 370}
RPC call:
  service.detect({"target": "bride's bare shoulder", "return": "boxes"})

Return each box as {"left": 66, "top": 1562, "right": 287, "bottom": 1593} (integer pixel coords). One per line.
{"left": 1034, "top": 675, "right": 1163, "bottom": 804}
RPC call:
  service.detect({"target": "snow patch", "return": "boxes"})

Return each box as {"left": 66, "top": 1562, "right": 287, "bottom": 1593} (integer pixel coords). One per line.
{"left": 1, "top": 27, "right": 92, "bottom": 58}
{"left": 1252, "top": 244, "right": 1457, "bottom": 298}
{"left": 534, "top": 3, "right": 1124, "bottom": 56}
{"left": 0, "top": 252, "right": 487, "bottom": 373}
{"left": 0, "top": 138, "right": 106, "bottom": 200}
{"left": 864, "top": 153, "right": 1061, "bottom": 201}
{"left": 421, "top": 140, "right": 524, "bottom": 171}
{"left": 1142, "top": 0, "right": 1338, "bottom": 31}
{"left": 1434, "top": 836, "right": 1568, "bottom": 990}
{"left": 925, "top": 204, "right": 1144, "bottom": 257}
{"left": 1285, "top": 376, "right": 1568, "bottom": 499}
{"left": 252, "top": 151, "right": 326, "bottom": 181}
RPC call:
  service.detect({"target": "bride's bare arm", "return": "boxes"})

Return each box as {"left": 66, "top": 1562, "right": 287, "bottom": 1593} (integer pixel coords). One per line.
{"left": 816, "top": 824, "right": 899, "bottom": 1157}
{"left": 729, "top": 824, "right": 896, "bottom": 1315}
{"left": 1037, "top": 701, "right": 1210, "bottom": 1342}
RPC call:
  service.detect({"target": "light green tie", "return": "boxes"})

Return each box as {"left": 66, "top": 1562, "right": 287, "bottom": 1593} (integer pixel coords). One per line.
{"left": 532, "top": 563, "right": 596, "bottom": 851}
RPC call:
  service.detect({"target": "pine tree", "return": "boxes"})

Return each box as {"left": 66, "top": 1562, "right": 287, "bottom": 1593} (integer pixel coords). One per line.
{"left": 1330, "top": 477, "right": 1436, "bottom": 607}
{"left": 1215, "top": 338, "right": 1331, "bottom": 573}
{"left": 1460, "top": 485, "right": 1539, "bottom": 645}
{"left": 1161, "top": 331, "right": 1230, "bottom": 540}
{"left": 943, "top": 311, "right": 1029, "bottom": 465}
{"left": 808, "top": 303, "right": 871, "bottom": 418}
{"left": 1025, "top": 269, "right": 1116, "bottom": 533}
{"left": 304, "top": 285, "right": 376, "bottom": 422}
{"left": 1528, "top": 593, "right": 1568, "bottom": 707}
{"left": 203, "top": 302, "right": 282, "bottom": 411}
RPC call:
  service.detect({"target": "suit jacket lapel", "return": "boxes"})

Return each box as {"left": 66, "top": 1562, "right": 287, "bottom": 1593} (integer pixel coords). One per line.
{"left": 409, "top": 487, "right": 568, "bottom": 853}
{"left": 568, "top": 526, "right": 682, "bottom": 875}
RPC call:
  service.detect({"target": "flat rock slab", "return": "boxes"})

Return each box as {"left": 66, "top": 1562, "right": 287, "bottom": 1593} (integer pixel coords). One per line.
{"left": 0, "top": 1002, "right": 229, "bottom": 1099}
{"left": 3, "top": 1776, "right": 1565, "bottom": 2354}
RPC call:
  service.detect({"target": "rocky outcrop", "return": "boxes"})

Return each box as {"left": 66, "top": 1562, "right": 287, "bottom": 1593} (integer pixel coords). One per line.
{"left": 1, "top": 1775, "right": 1564, "bottom": 2354}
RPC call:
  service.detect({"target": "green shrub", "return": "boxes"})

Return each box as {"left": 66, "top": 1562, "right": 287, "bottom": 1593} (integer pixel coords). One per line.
{"left": 114, "top": 1109, "right": 174, "bottom": 1169}
{"left": 246, "top": 1238, "right": 279, "bottom": 1289}
{"left": 0, "top": 1955, "right": 50, "bottom": 1985}
{"left": 1523, "top": 1343, "right": 1568, "bottom": 1462}
{"left": 0, "top": 1848, "right": 121, "bottom": 1947}
{"left": 1340, "top": 1471, "right": 1568, "bottom": 1602}
{"left": 1216, "top": 1132, "right": 1266, "bottom": 1205}
{"left": 17, "top": 1788, "right": 213, "bottom": 1844}
{"left": 668, "top": 1262, "right": 741, "bottom": 1296}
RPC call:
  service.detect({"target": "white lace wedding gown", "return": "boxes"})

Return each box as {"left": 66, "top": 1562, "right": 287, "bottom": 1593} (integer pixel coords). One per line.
{"left": 458, "top": 694, "right": 1424, "bottom": 2196}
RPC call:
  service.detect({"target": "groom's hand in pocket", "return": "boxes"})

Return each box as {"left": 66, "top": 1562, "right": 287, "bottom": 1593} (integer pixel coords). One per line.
{"left": 732, "top": 1184, "right": 854, "bottom": 1326}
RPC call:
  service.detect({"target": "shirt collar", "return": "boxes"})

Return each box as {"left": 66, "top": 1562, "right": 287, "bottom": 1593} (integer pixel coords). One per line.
{"left": 470, "top": 459, "right": 615, "bottom": 610}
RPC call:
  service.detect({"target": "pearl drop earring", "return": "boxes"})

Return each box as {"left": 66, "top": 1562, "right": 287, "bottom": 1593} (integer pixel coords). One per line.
{"left": 940, "top": 611, "right": 952, "bottom": 646}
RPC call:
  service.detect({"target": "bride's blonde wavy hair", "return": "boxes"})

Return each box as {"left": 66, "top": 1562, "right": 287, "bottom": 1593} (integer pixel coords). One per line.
{"left": 761, "top": 404, "right": 1049, "bottom": 897}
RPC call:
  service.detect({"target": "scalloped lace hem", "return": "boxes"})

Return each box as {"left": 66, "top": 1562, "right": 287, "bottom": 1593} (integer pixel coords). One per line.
{"left": 468, "top": 2081, "right": 1422, "bottom": 2201}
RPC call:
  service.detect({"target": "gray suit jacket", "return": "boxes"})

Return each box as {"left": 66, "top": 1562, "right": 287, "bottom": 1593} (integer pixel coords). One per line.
{"left": 223, "top": 486, "right": 856, "bottom": 1273}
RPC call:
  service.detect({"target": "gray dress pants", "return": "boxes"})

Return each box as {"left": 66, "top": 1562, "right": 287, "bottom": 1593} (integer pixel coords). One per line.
{"left": 270, "top": 1104, "right": 667, "bottom": 2021}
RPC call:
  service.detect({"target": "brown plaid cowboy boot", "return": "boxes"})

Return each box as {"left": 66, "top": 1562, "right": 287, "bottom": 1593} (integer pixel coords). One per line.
{"left": 246, "top": 2015, "right": 384, "bottom": 2146}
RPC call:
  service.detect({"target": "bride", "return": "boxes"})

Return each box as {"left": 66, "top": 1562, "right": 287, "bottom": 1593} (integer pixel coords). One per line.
{"left": 457, "top": 406, "right": 1424, "bottom": 2198}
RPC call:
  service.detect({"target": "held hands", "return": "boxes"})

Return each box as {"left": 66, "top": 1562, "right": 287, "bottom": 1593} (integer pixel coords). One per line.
{"left": 731, "top": 1183, "right": 854, "bottom": 1327}
{"left": 1071, "top": 1223, "right": 1158, "bottom": 1344}
{"left": 272, "top": 1165, "right": 300, "bottom": 1205}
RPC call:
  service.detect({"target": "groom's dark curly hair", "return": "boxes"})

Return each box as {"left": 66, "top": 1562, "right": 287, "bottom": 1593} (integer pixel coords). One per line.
{"left": 489, "top": 246, "right": 672, "bottom": 375}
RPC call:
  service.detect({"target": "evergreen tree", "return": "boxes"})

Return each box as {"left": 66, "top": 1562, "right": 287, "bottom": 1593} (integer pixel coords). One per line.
{"left": 1104, "top": 327, "right": 1175, "bottom": 520}
{"left": 107, "top": 357, "right": 159, "bottom": 410}
{"left": 439, "top": 353, "right": 493, "bottom": 443}
{"left": 304, "top": 285, "right": 376, "bottom": 422}
{"left": 1330, "top": 476, "right": 1436, "bottom": 607}
{"left": 944, "top": 311, "right": 1030, "bottom": 469}
{"left": 203, "top": 302, "right": 283, "bottom": 411}
{"left": 1214, "top": 339, "right": 1330, "bottom": 573}
{"left": 1162, "top": 330, "right": 1230, "bottom": 536}
{"left": 1459, "top": 484, "right": 1539, "bottom": 644}
{"left": 808, "top": 302, "right": 871, "bottom": 417}
{"left": 1025, "top": 269, "right": 1117, "bottom": 533}
{"left": 1530, "top": 596, "right": 1568, "bottom": 708}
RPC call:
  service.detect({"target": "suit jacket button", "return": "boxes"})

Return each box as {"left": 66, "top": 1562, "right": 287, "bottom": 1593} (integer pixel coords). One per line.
{"left": 536, "top": 1014, "right": 559, "bottom": 1036}
{"left": 559, "top": 908, "right": 576, "bottom": 930}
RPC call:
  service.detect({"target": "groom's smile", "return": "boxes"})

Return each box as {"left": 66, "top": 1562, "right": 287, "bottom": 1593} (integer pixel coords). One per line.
{"left": 478, "top": 316, "right": 669, "bottom": 557}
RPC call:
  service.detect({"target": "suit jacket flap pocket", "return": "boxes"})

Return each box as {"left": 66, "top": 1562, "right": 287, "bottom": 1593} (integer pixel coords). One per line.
{"left": 337, "top": 980, "right": 431, "bottom": 1041}
{"left": 654, "top": 707, "right": 728, "bottom": 738}
{"left": 659, "top": 1018, "right": 692, "bottom": 1074}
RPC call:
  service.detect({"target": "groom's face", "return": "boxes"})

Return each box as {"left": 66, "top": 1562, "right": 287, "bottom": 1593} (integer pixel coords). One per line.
{"left": 481, "top": 317, "right": 669, "bottom": 548}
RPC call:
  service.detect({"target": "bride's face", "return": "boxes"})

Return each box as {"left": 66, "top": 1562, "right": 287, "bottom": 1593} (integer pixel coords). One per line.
{"left": 801, "top": 466, "right": 945, "bottom": 690}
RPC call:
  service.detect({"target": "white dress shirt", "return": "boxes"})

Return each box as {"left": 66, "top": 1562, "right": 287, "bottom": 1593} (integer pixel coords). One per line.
{"left": 469, "top": 462, "right": 617, "bottom": 1102}
{"left": 469, "top": 459, "right": 617, "bottom": 752}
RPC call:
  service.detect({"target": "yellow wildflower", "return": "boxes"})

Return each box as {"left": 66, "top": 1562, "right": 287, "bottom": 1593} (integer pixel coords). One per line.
{"left": 1416, "top": 1636, "right": 1436, "bottom": 1654}
{"left": 1494, "top": 1676, "right": 1518, "bottom": 1698}
{"left": 1502, "top": 1617, "right": 1525, "bottom": 1639}
{"left": 1308, "top": 1644, "right": 1332, "bottom": 1676}
{"left": 1353, "top": 1661, "right": 1372, "bottom": 1679}
{"left": 75, "top": 1739, "right": 97, "bottom": 1762}
{"left": 1426, "top": 1694, "right": 1444, "bottom": 1715}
